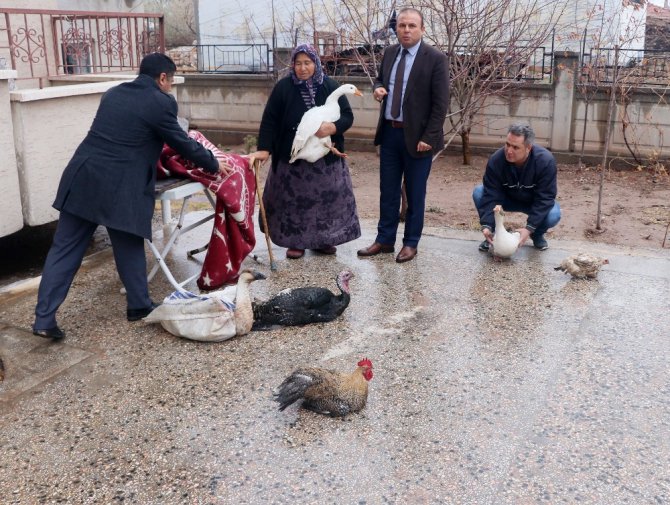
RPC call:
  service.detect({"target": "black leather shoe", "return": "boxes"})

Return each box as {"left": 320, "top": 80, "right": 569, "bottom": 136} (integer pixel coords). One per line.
{"left": 127, "top": 302, "right": 160, "bottom": 321}
{"left": 32, "top": 326, "right": 65, "bottom": 340}
{"left": 313, "top": 245, "right": 337, "bottom": 255}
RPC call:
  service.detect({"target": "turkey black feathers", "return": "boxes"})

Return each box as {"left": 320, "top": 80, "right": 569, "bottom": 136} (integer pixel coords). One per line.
{"left": 252, "top": 270, "right": 354, "bottom": 330}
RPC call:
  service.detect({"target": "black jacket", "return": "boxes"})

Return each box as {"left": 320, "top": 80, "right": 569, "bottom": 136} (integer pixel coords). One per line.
{"left": 257, "top": 76, "right": 353, "bottom": 170}
{"left": 373, "top": 41, "right": 450, "bottom": 157}
{"left": 478, "top": 144, "right": 558, "bottom": 231}
{"left": 53, "top": 74, "right": 219, "bottom": 239}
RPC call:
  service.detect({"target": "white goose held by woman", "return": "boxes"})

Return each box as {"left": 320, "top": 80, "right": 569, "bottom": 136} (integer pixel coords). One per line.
{"left": 289, "top": 84, "right": 363, "bottom": 163}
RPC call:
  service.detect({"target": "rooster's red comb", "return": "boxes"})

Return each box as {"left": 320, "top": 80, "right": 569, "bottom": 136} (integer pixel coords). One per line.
{"left": 357, "top": 358, "right": 373, "bottom": 368}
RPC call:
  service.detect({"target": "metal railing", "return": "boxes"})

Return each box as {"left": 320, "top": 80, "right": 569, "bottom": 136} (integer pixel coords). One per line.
{"left": 580, "top": 47, "right": 670, "bottom": 86}
{"left": 168, "top": 44, "right": 272, "bottom": 74}
{"left": 315, "top": 40, "right": 553, "bottom": 82}
{"left": 0, "top": 8, "right": 164, "bottom": 88}
{"left": 451, "top": 44, "right": 553, "bottom": 83}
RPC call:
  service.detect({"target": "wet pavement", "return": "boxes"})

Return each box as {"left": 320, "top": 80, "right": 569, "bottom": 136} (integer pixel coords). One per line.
{"left": 0, "top": 214, "right": 669, "bottom": 504}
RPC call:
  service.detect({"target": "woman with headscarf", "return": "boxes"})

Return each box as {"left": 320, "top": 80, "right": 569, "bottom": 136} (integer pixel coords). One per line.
{"left": 250, "top": 44, "right": 361, "bottom": 259}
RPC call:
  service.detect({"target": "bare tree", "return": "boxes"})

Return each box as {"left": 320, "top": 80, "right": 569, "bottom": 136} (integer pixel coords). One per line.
{"left": 574, "top": 1, "right": 660, "bottom": 230}
{"left": 331, "top": 0, "right": 396, "bottom": 85}
{"left": 574, "top": 5, "right": 612, "bottom": 170}
{"left": 422, "top": 0, "right": 565, "bottom": 164}
{"left": 597, "top": 44, "right": 619, "bottom": 231}
{"left": 146, "top": 0, "right": 197, "bottom": 48}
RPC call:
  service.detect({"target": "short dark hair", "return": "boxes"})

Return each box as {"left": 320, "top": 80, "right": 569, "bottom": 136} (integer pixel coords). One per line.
{"left": 139, "top": 52, "right": 177, "bottom": 79}
{"left": 508, "top": 123, "right": 535, "bottom": 145}
{"left": 398, "top": 7, "right": 424, "bottom": 27}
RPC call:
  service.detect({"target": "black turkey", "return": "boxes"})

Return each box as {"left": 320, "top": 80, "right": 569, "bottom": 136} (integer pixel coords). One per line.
{"left": 252, "top": 270, "right": 354, "bottom": 330}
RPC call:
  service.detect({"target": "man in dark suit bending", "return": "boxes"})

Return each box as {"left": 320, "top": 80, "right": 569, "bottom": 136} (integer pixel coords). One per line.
{"left": 357, "top": 7, "right": 450, "bottom": 263}
{"left": 32, "top": 53, "right": 230, "bottom": 340}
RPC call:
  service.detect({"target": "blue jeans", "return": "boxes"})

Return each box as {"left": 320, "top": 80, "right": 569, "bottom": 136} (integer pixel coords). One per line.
{"left": 472, "top": 184, "right": 561, "bottom": 235}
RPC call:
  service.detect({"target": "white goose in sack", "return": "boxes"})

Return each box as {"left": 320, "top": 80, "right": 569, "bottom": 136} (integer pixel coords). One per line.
{"left": 289, "top": 84, "right": 363, "bottom": 163}
{"left": 143, "top": 269, "right": 265, "bottom": 342}
{"left": 491, "top": 205, "right": 521, "bottom": 259}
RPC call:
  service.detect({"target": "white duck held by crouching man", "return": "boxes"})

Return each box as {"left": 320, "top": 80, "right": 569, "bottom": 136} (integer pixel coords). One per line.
{"left": 486, "top": 205, "right": 521, "bottom": 260}
{"left": 289, "top": 84, "right": 363, "bottom": 163}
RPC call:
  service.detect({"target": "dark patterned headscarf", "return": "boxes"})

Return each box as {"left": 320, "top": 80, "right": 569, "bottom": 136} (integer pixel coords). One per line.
{"left": 289, "top": 44, "right": 324, "bottom": 109}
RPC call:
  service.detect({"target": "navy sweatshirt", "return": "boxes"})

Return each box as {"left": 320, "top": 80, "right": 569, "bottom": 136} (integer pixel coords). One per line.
{"left": 478, "top": 144, "right": 557, "bottom": 232}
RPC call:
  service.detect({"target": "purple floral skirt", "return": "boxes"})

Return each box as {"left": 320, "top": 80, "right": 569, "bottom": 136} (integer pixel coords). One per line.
{"left": 262, "top": 156, "right": 361, "bottom": 249}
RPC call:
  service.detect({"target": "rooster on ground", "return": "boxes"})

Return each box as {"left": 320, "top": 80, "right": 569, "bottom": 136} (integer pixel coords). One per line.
{"left": 273, "top": 358, "right": 373, "bottom": 417}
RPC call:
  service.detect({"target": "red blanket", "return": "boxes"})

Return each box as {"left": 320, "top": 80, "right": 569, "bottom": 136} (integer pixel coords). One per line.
{"left": 157, "top": 131, "right": 256, "bottom": 291}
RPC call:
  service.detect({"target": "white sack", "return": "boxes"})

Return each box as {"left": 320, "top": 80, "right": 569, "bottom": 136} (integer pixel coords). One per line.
{"left": 144, "top": 289, "right": 239, "bottom": 342}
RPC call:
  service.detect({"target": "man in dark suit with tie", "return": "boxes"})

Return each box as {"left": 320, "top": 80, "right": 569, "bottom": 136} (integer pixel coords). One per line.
{"left": 32, "top": 53, "right": 230, "bottom": 340}
{"left": 357, "top": 7, "right": 450, "bottom": 263}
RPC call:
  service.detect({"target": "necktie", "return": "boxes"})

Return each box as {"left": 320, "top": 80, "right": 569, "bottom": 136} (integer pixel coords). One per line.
{"left": 391, "top": 48, "right": 408, "bottom": 119}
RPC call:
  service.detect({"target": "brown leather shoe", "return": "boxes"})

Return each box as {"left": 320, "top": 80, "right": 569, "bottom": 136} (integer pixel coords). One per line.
{"left": 357, "top": 242, "right": 394, "bottom": 257}
{"left": 395, "top": 246, "right": 417, "bottom": 263}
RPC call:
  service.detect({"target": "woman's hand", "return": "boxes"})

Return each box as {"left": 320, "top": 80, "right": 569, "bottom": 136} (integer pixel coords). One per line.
{"left": 247, "top": 150, "right": 270, "bottom": 163}
{"left": 315, "top": 122, "right": 336, "bottom": 138}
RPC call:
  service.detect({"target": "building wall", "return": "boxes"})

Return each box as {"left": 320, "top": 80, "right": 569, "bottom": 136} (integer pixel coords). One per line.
{"left": 197, "top": 0, "right": 340, "bottom": 47}
{"left": 5, "top": 1, "right": 143, "bottom": 11}
{"left": 9, "top": 81, "right": 131, "bottom": 226}
{"left": 55, "top": 1, "right": 144, "bottom": 11}
{"left": 0, "top": 70, "right": 23, "bottom": 237}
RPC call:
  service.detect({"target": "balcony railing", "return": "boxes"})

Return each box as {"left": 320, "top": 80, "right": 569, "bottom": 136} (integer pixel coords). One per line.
{"left": 0, "top": 8, "right": 164, "bottom": 88}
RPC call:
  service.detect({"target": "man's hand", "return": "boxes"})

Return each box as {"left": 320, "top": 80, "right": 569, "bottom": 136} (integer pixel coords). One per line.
{"left": 218, "top": 159, "right": 233, "bottom": 176}
{"left": 373, "top": 87, "right": 388, "bottom": 102}
{"left": 315, "top": 122, "right": 336, "bottom": 138}
{"left": 482, "top": 228, "right": 494, "bottom": 244}
{"left": 516, "top": 227, "right": 532, "bottom": 246}
{"left": 417, "top": 141, "right": 432, "bottom": 152}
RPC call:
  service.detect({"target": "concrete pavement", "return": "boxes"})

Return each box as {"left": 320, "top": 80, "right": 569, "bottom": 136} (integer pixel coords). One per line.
{"left": 1, "top": 215, "right": 669, "bottom": 504}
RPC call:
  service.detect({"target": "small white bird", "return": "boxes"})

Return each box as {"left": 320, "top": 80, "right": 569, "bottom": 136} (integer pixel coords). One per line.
{"left": 289, "top": 84, "right": 363, "bottom": 163}
{"left": 491, "top": 205, "right": 521, "bottom": 259}
{"left": 554, "top": 253, "right": 609, "bottom": 279}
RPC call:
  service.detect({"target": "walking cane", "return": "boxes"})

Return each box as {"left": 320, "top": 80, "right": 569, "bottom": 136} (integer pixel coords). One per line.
{"left": 253, "top": 158, "right": 277, "bottom": 271}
